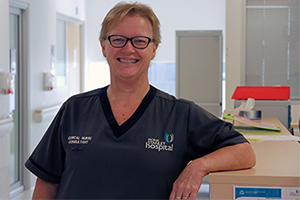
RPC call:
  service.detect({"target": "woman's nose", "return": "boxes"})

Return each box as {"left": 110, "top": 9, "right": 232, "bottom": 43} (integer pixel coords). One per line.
{"left": 121, "top": 40, "right": 136, "bottom": 53}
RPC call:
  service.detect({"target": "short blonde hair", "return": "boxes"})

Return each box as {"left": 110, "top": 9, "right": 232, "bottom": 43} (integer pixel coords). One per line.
{"left": 99, "top": 1, "right": 161, "bottom": 46}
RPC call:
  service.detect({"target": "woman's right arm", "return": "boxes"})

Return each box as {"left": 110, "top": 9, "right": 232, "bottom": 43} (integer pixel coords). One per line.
{"left": 32, "top": 178, "right": 59, "bottom": 199}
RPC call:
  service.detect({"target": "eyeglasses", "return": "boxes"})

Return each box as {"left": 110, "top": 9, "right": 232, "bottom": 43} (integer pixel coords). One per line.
{"left": 106, "top": 35, "right": 152, "bottom": 49}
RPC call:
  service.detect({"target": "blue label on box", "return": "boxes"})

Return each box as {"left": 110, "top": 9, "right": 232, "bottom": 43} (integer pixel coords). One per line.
{"left": 235, "top": 187, "right": 281, "bottom": 199}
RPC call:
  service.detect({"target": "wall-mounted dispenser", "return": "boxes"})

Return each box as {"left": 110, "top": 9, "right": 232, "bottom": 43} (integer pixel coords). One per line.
{"left": 0, "top": 72, "right": 13, "bottom": 94}
{"left": 43, "top": 72, "right": 55, "bottom": 91}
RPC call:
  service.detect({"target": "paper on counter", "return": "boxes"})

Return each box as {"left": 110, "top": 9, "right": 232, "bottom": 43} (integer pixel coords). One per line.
{"left": 245, "top": 135, "right": 300, "bottom": 141}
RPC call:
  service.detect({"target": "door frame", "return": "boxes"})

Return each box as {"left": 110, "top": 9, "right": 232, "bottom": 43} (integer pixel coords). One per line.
{"left": 9, "top": 0, "right": 29, "bottom": 198}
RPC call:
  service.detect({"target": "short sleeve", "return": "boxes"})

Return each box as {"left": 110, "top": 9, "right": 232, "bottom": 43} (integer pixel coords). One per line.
{"left": 187, "top": 102, "right": 248, "bottom": 159}
{"left": 25, "top": 105, "right": 66, "bottom": 184}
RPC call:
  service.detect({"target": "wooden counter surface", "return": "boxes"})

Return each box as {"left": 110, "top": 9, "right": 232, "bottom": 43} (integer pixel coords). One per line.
{"left": 209, "top": 118, "right": 300, "bottom": 200}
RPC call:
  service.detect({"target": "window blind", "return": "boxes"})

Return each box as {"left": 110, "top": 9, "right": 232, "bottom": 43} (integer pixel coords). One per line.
{"left": 246, "top": 0, "right": 299, "bottom": 99}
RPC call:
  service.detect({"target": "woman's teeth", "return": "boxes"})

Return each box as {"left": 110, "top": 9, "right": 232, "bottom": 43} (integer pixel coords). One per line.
{"left": 118, "top": 58, "right": 139, "bottom": 63}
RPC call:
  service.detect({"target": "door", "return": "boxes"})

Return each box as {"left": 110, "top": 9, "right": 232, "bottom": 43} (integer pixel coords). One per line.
{"left": 56, "top": 17, "right": 82, "bottom": 96}
{"left": 9, "top": 8, "right": 23, "bottom": 195}
{"left": 176, "top": 31, "right": 223, "bottom": 117}
{"left": 67, "top": 22, "right": 81, "bottom": 96}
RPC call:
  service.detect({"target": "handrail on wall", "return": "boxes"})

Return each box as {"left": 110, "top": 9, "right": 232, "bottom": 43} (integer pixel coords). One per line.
{"left": 34, "top": 105, "right": 61, "bottom": 123}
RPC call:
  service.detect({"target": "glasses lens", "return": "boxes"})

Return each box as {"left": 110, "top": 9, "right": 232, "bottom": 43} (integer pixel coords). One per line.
{"left": 132, "top": 37, "right": 150, "bottom": 48}
{"left": 110, "top": 36, "right": 126, "bottom": 47}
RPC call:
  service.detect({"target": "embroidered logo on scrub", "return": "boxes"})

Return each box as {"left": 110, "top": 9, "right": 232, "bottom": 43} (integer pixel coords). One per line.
{"left": 165, "top": 132, "right": 174, "bottom": 143}
{"left": 68, "top": 136, "right": 92, "bottom": 144}
{"left": 145, "top": 132, "right": 174, "bottom": 152}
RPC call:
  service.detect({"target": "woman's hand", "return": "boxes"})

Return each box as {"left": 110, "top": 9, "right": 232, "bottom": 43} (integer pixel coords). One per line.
{"left": 169, "top": 159, "right": 207, "bottom": 200}
{"left": 169, "top": 142, "right": 256, "bottom": 200}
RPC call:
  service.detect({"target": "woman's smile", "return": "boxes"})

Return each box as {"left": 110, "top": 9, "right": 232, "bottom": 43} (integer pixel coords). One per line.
{"left": 117, "top": 58, "right": 140, "bottom": 63}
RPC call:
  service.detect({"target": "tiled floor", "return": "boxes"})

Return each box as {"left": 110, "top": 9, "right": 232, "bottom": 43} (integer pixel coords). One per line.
{"left": 12, "top": 184, "right": 209, "bottom": 200}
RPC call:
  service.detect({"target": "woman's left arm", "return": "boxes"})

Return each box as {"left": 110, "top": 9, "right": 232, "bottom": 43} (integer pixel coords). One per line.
{"left": 169, "top": 142, "right": 256, "bottom": 200}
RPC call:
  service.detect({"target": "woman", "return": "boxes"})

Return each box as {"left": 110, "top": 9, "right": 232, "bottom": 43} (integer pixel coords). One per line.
{"left": 26, "top": 2, "right": 255, "bottom": 200}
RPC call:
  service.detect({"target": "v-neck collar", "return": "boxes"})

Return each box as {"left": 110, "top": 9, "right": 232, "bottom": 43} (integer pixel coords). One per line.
{"left": 99, "top": 85, "right": 157, "bottom": 138}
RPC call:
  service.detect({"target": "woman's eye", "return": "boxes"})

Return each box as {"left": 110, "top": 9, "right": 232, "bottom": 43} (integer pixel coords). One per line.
{"left": 135, "top": 39, "right": 147, "bottom": 44}
{"left": 113, "top": 38, "right": 125, "bottom": 43}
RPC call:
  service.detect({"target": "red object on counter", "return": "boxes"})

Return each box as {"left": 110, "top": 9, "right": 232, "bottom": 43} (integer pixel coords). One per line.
{"left": 231, "top": 86, "right": 290, "bottom": 100}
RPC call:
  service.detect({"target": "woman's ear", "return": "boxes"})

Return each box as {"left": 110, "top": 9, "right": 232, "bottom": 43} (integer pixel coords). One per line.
{"left": 151, "top": 43, "right": 159, "bottom": 60}
{"left": 100, "top": 39, "right": 106, "bottom": 58}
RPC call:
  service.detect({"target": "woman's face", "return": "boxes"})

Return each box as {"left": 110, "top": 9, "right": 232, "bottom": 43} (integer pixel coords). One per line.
{"left": 100, "top": 15, "right": 158, "bottom": 84}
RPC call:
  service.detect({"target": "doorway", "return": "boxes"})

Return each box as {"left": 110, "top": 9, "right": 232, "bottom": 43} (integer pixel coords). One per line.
{"left": 56, "top": 15, "right": 83, "bottom": 96}
{"left": 9, "top": 6, "right": 25, "bottom": 197}
{"left": 176, "top": 31, "right": 223, "bottom": 117}
{"left": 67, "top": 21, "right": 81, "bottom": 96}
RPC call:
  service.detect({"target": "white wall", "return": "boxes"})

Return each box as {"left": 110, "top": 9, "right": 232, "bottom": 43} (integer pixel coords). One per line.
{"left": 86, "top": 0, "right": 226, "bottom": 62}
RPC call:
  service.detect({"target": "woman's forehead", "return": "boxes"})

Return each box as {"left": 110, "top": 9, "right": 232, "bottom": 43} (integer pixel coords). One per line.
{"left": 107, "top": 16, "right": 153, "bottom": 37}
